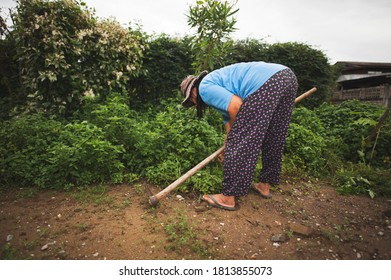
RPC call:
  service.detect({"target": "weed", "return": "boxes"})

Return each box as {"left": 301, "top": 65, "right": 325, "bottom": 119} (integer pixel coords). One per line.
{"left": 1, "top": 243, "right": 18, "bottom": 259}
{"left": 251, "top": 201, "right": 260, "bottom": 210}
{"left": 16, "top": 188, "right": 39, "bottom": 199}
{"left": 23, "top": 239, "right": 38, "bottom": 250}
{"left": 164, "top": 211, "right": 209, "bottom": 258}
{"left": 133, "top": 184, "right": 143, "bottom": 196}
{"left": 285, "top": 229, "right": 294, "bottom": 239}
{"left": 122, "top": 198, "right": 131, "bottom": 207}
{"left": 77, "top": 223, "right": 89, "bottom": 232}
{"left": 72, "top": 185, "right": 113, "bottom": 205}
{"left": 37, "top": 227, "right": 49, "bottom": 238}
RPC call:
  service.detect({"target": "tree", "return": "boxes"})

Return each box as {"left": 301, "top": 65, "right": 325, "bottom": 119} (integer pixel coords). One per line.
{"left": 187, "top": 0, "right": 238, "bottom": 72}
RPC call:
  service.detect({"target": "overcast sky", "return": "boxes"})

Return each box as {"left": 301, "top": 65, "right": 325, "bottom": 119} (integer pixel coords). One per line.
{"left": 2, "top": 0, "right": 391, "bottom": 64}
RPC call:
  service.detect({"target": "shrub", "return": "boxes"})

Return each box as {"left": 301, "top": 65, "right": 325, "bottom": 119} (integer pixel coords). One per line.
{"left": 285, "top": 123, "right": 327, "bottom": 174}
{"left": 79, "top": 94, "right": 224, "bottom": 193}
{"left": 0, "top": 114, "right": 124, "bottom": 189}
{"left": 0, "top": 114, "right": 62, "bottom": 186}
{"left": 138, "top": 100, "right": 224, "bottom": 189}
{"left": 40, "top": 121, "right": 125, "bottom": 189}
{"left": 9, "top": 0, "right": 146, "bottom": 117}
{"left": 334, "top": 163, "right": 391, "bottom": 198}
{"left": 129, "top": 35, "right": 193, "bottom": 102}
{"left": 316, "top": 100, "right": 388, "bottom": 166}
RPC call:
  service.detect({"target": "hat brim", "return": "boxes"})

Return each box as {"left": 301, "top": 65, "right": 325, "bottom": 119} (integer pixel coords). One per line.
{"left": 181, "top": 70, "right": 208, "bottom": 108}
{"left": 181, "top": 78, "right": 197, "bottom": 108}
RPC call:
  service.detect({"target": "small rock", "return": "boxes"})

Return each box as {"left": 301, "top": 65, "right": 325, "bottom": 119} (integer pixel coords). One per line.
{"left": 357, "top": 253, "right": 361, "bottom": 259}
{"left": 290, "top": 223, "right": 313, "bottom": 236}
{"left": 275, "top": 221, "right": 282, "bottom": 226}
{"left": 41, "top": 244, "right": 49, "bottom": 251}
{"left": 57, "top": 214, "right": 62, "bottom": 219}
{"left": 272, "top": 243, "right": 280, "bottom": 248}
{"left": 176, "top": 195, "right": 184, "bottom": 201}
{"left": 220, "top": 223, "right": 225, "bottom": 226}
{"left": 93, "top": 252, "right": 99, "bottom": 257}
{"left": 194, "top": 206, "right": 207, "bottom": 212}
{"left": 382, "top": 209, "right": 391, "bottom": 218}
{"left": 378, "top": 231, "right": 384, "bottom": 236}
{"left": 271, "top": 233, "right": 287, "bottom": 243}
{"left": 250, "top": 253, "right": 258, "bottom": 259}
{"left": 6, "top": 235, "right": 13, "bottom": 242}
{"left": 214, "top": 237, "right": 219, "bottom": 240}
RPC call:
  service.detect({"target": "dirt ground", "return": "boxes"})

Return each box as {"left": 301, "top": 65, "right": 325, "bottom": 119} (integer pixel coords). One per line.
{"left": 1, "top": 179, "right": 390, "bottom": 260}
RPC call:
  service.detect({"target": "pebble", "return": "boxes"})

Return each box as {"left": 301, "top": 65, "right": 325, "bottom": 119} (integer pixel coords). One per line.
{"left": 271, "top": 234, "right": 287, "bottom": 243}
{"left": 378, "top": 231, "right": 384, "bottom": 236}
{"left": 272, "top": 243, "right": 280, "bottom": 248}
{"left": 194, "top": 206, "right": 207, "bottom": 213}
{"left": 41, "top": 244, "right": 49, "bottom": 251}
{"left": 6, "top": 234, "right": 13, "bottom": 242}
{"left": 357, "top": 253, "right": 362, "bottom": 259}
{"left": 176, "top": 195, "right": 184, "bottom": 201}
{"left": 93, "top": 252, "right": 99, "bottom": 257}
{"left": 57, "top": 214, "right": 62, "bottom": 219}
{"left": 290, "top": 223, "right": 313, "bottom": 236}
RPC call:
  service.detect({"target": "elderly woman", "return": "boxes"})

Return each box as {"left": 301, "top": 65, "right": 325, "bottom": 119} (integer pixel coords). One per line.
{"left": 180, "top": 62, "right": 298, "bottom": 210}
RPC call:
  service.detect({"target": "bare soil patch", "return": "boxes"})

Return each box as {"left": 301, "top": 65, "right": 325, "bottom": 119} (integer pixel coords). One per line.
{"left": 1, "top": 180, "right": 390, "bottom": 260}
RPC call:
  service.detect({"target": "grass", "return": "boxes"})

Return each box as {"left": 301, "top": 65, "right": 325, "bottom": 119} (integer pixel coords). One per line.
{"left": 1, "top": 243, "right": 18, "bottom": 259}
{"left": 16, "top": 187, "right": 39, "bottom": 199}
{"left": 164, "top": 210, "right": 211, "bottom": 259}
{"left": 71, "top": 184, "right": 114, "bottom": 205}
{"left": 77, "top": 223, "right": 89, "bottom": 232}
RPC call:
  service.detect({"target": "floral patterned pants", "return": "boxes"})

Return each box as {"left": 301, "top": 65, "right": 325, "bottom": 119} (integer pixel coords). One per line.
{"left": 222, "top": 68, "right": 298, "bottom": 196}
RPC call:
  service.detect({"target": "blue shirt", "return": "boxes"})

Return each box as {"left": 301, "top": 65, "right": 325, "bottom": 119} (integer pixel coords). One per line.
{"left": 199, "top": 62, "right": 287, "bottom": 123}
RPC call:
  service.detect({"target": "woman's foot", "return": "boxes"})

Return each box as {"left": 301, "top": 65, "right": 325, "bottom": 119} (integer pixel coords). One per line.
{"left": 201, "top": 194, "right": 237, "bottom": 211}
{"left": 253, "top": 182, "right": 272, "bottom": 199}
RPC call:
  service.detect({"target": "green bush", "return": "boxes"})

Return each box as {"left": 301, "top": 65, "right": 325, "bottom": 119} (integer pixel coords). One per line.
{"left": 78, "top": 94, "right": 224, "bottom": 193}
{"left": 285, "top": 123, "right": 327, "bottom": 174}
{"left": 334, "top": 163, "right": 391, "bottom": 197}
{"left": 40, "top": 121, "right": 125, "bottom": 189}
{"left": 129, "top": 35, "right": 193, "bottom": 103}
{"left": 0, "top": 114, "right": 62, "bottom": 186}
{"left": 0, "top": 114, "right": 125, "bottom": 189}
{"left": 138, "top": 100, "right": 224, "bottom": 189}
{"left": 316, "top": 100, "right": 389, "bottom": 167}
{"left": 8, "top": 0, "right": 146, "bottom": 117}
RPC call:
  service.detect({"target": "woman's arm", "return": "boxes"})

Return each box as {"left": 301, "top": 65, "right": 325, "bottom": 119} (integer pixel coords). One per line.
{"left": 218, "top": 95, "right": 243, "bottom": 162}
{"left": 226, "top": 94, "right": 243, "bottom": 134}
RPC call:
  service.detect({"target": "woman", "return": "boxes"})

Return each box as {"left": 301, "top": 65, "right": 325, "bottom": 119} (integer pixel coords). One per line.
{"left": 180, "top": 62, "right": 298, "bottom": 211}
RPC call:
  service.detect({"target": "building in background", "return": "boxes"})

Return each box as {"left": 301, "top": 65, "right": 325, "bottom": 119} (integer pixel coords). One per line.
{"left": 333, "top": 61, "right": 391, "bottom": 108}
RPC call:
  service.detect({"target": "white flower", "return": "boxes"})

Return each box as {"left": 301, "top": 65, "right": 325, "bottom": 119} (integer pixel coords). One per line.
{"left": 83, "top": 89, "right": 95, "bottom": 98}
